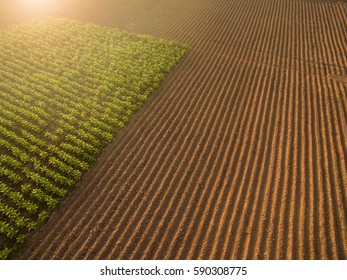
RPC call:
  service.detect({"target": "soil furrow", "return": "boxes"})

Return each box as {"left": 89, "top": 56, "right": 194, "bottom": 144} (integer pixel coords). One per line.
{"left": 261, "top": 70, "right": 290, "bottom": 259}
{"left": 246, "top": 67, "right": 283, "bottom": 259}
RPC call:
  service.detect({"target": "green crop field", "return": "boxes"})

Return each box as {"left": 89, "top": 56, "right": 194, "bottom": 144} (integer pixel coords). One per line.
{"left": 0, "top": 16, "right": 187, "bottom": 259}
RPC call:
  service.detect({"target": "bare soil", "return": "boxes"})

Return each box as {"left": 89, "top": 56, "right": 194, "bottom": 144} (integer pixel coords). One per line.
{"left": 8, "top": 0, "right": 347, "bottom": 259}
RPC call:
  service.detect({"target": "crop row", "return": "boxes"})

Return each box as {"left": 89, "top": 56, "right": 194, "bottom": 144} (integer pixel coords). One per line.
{"left": 0, "top": 16, "right": 187, "bottom": 258}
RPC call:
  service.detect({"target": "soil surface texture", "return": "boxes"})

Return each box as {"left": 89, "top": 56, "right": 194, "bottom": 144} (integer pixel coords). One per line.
{"left": 7, "top": 0, "right": 347, "bottom": 259}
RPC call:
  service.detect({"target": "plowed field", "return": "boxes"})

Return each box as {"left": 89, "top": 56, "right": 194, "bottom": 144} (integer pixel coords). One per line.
{"left": 16, "top": 0, "right": 347, "bottom": 259}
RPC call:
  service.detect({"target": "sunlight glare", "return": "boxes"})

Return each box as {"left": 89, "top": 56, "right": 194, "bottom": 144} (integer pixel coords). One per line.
{"left": 25, "top": 0, "right": 50, "bottom": 7}
{"left": 19, "top": 0, "right": 57, "bottom": 12}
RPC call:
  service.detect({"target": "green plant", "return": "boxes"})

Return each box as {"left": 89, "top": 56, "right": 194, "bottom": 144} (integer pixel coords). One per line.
{"left": 0, "top": 15, "right": 187, "bottom": 258}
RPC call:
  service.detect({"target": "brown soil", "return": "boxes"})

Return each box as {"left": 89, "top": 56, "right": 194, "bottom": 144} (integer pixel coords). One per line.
{"left": 6, "top": 0, "right": 347, "bottom": 259}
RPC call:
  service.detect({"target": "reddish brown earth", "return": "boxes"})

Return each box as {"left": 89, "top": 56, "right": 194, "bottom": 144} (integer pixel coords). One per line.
{"left": 5, "top": 0, "right": 347, "bottom": 259}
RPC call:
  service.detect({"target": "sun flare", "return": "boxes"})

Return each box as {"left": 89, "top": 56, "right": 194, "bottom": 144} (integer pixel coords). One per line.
{"left": 24, "top": 0, "right": 51, "bottom": 7}
{"left": 18, "top": 0, "right": 57, "bottom": 12}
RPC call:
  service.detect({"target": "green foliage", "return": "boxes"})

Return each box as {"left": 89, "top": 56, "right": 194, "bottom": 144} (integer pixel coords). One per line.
{"left": 0, "top": 16, "right": 187, "bottom": 258}
{"left": 0, "top": 247, "right": 11, "bottom": 260}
